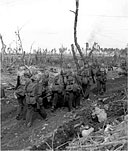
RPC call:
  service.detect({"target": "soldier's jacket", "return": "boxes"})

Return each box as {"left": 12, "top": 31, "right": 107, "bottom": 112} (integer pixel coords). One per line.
{"left": 25, "top": 80, "right": 39, "bottom": 104}
{"left": 65, "top": 75, "right": 80, "bottom": 92}
{"left": 75, "top": 74, "right": 88, "bottom": 86}
{"left": 101, "top": 71, "right": 107, "bottom": 83}
{"left": 52, "top": 75, "right": 64, "bottom": 93}
{"left": 96, "top": 69, "right": 102, "bottom": 81}
{"left": 15, "top": 76, "right": 31, "bottom": 98}
{"left": 96, "top": 69, "right": 107, "bottom": 83}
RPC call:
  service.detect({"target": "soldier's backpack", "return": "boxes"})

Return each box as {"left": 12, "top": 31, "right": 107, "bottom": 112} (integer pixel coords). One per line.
{"left": 82, "top": 77, "right": 88, "bottom": 85}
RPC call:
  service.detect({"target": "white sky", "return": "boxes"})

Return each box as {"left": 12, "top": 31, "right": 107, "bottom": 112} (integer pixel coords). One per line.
{"left": 0, "top": 0, "right": 128, "bottom": 52}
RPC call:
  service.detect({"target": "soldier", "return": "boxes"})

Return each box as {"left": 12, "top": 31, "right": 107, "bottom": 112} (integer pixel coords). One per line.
{"left": 41, "top": 72, "right": 50, "bottom": 109}
{"left": 25, "top": 74, "right": 47, "bottom": 127}
{"left": 96, "top": 66, "right": 102, "bottom": 95}
{"left": 89, "top": 64, "right": 96, "bottom": 84}
{"left": 100, "top": 68, "right": 107, "bottom": 94}
{"left": 51, "top": 74, "right": 64, "bottom": 112}
{"left": 14, "top": 67, "right": 31, "bottom": 120}
{"left": 72, "top": 79, "right": 81, "bottom": 109}
{"left": 96, "top": 66, "right": 107, "bottom": 95}
{"left": 81, "top": 66, "right": 91, "bottom": 99}
{"left": 64, "top": 72, "right": 76, "bottom": 112}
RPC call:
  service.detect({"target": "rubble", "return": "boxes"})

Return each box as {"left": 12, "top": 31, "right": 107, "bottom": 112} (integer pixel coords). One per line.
{"left": 67, "top": 114, "right": 128, "bottom": 151}
{"left": 27, "top": 89, "right": 127, "bottom": 151}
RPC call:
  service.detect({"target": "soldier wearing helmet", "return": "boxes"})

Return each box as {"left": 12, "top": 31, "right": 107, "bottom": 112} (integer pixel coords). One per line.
{"left": 80, "top": 65, "right": 91, "bottom": 99}
{"left": 96, "top": 66, "right": 107, "bottom": 95}
{"left": 51, "top": 74, "right": 64, "bottom": 112}
{"left": 25, "top": 73, "right": 47, "bottom": 127}
{"left": 64, "top": 71, "right": 74, "bottom": 111}
{"left": 14, "top": 67, "right": 32, "bottom": 120}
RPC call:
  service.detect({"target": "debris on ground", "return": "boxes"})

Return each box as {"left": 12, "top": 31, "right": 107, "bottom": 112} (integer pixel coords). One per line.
{"left": 27, "top": 88, "right": 127, "bottom": 151}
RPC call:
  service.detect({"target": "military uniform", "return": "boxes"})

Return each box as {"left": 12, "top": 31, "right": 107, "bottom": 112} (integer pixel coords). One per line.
{"left": 100, "top": 69, "right": 107, "bottom": 94}
{"left": 96, "top": 67, "right": 107, "bottom": 95}
{"left": 81, "top": 68, "right": 91, "bottom": 99}
{"left": 14, "top": 71, "right": 31, "bottom": 120}
{"left": 72, "top": 82, "right": 81, "bottom": 108}
{"left": 89, "top": 66, "right": 96, "bottom": 84}
{"left": 25, "top": 75, "right": 47, "bottom": 127}
{"left": 51, "top": 75, "right": 64, "bottom": 112}
{"left": 64, "top": 74, "right": 74, "bottom": 111}
{"left": 40, "top": 74, "right": 50, "bottom": 109}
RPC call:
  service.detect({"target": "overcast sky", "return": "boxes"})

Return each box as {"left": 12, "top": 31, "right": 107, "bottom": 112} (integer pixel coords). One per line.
{"left": 0, "top": 0, "right": 128, "bottom": 52}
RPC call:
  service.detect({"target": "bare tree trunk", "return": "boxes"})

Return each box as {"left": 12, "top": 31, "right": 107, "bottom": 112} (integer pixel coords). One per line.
{"left": 71, "top": 44, "right": 80, "bottom": 71}
{"left": 0, "top": 34, "right": 6, "bottom": 68}
{"left": 16, "top": 30, "right": 23, "bottom": 54}
{"left": 73, "top": 0, "right": 85, "bottom": 64}
{"left": 15, "top": 29, "right": 25, "bottom": 66}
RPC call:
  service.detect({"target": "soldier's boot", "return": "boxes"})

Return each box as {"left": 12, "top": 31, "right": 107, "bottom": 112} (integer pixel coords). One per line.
{"left": 16, "top": 97, "right": 25, "bottom": 120}
{"left": 16, "top": 105, "right": 24, "bottom": 120}
{"left": 51, "top": 93, "right": 58, "bottom": 112}
{"left": 68, "top": 92, "right": 74, "bottom": 112}
{"left": 26, "top": 105, "right": 35, "bottom": 128}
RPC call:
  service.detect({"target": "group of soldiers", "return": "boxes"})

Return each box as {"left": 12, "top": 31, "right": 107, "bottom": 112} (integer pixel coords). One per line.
{"left": 14, "top": 64, "right": 107, "bottom": 127}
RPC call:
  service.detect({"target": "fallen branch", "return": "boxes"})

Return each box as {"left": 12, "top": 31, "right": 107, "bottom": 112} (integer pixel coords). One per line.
{"left": 69, "top": 10, "right": 75, "bottom": 14}
{"left": 56, "top": 141, "right": 71, "bottom": 149}
{"left": 67, "top": 139, "right": 128, "bottom": 149}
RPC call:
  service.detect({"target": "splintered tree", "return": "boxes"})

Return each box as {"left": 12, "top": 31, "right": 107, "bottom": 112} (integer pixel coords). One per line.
{"left": 88, "top": 42, "right": 98, "bottom": 57}
{"left": 15, "top": 28, "right": 25, "bottom": 65}
{"left": 59, "top": 45, "right": 67, "bottom": 69}
{"left": 71, "top": 44, "right": 80, "bottom": 71}
{"left": 0, "top": 34, "right": 6, "bottom": 67}
{"left": 70, "top": 0, "right": 85, "bottom": 65}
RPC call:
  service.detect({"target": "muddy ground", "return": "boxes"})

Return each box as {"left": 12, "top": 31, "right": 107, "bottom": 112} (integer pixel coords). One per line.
{"left": 1, "top": 71, "right": 127, "bottom": 151}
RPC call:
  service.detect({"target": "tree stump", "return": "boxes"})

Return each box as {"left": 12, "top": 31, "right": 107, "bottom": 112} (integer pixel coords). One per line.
{"left": 1, "top": 86, "right": 5, "bottom": 98}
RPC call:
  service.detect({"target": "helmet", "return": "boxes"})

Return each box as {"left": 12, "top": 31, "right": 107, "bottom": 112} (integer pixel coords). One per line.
{"left": 31, "top": 72, "right": 42, "bottom": 81}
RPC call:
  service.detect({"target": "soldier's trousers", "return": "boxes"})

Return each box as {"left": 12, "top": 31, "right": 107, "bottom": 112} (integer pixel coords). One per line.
{"left": 82, "top": 83, "right": 90, "bottom": 99}
{"left": 16, "top": 96, "right": 27, "bottom": 120}
{"left": 26, "top": 104, "right": 36, "bottom": 125}
{"left": 26, "top": 103, "right": 47, "bottom": 126}
{"left": 64, "top": 91, "right": 74, "bottom": 111}
{"left": 101, "top": 82, "right": 106, "bottom": 93}
{"left": 97, "top": 80, "right": 101, "bottom": 94}
{"left": 97, "top": 80, "right": 106, "bottom": 94}
{"left": 42, "top": 91, "right": 50, "bottom": 109}
{"left": 37, "top": 97, "right": 47, "bottom": 119}
{"left": 52, "top": 92, "right": 63, "bottom": 109}
{"left": 73, "top": 92, "right": 81, "bottom": 108}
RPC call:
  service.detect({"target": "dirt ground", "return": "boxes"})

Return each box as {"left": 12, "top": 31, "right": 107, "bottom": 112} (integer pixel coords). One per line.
{"left": 1, "top": 71, "right": 127, "bottom": 151}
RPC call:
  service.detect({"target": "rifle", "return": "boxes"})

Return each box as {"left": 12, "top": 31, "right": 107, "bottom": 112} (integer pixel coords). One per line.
{"left": 36, "top": 93, "right": 53, "bottom": 109}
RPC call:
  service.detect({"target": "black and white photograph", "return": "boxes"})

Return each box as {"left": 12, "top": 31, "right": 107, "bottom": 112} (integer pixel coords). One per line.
{"left": 0, "top": 0, "right": 128, "bottom": 150}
